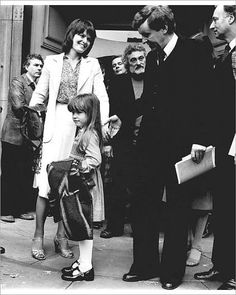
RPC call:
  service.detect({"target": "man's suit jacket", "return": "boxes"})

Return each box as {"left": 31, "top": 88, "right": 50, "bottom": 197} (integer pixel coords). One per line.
{"left": 108, "top": 74, "right": 138, "bottom": 144}
{"left": 136, "top": 37, "right": 214, "bottom": 184}
{"left": 212, "top": 47, "right": 235, "bottom": 164}
{"left": 30, "top": 53, "right": 109, "bottom": 143}
{"left": 1, "top": 73, "right": 34, "bottom": 145}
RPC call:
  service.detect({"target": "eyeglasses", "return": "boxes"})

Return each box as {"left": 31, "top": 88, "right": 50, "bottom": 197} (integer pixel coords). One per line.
{"left": 129, "top": 55, "right": 145, "bottom": 64}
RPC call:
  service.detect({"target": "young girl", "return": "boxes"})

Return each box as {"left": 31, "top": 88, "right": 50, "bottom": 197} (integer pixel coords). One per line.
{"left": 61, "top": 93, "right": 104, "bottom": 281}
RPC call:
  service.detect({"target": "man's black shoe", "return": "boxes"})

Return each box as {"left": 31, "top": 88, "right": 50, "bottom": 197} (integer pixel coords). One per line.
{"left": 218, "top": 279, "right": 236, "bottom": 290}
{"left": 194, "top": 268, "right": 222, "bottom": 281}
{"left": 100, "top": 229, "right": 123, "bottom": 239}
{"left": 93, "top": 222, "right": 103, "bottom": 229}
{"left": 161, "top": 281, "right": 182, "bottom": 290}
{"left": 0, "top": 215, "right": 15, "bottom": 223}
{"left": 122, "top": 272, "right": 158, "bottom": 282}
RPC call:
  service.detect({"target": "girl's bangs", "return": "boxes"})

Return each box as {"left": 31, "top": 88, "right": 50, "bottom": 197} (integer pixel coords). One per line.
{"left": 68, "top": 98, "right": 86, "bottom": 113}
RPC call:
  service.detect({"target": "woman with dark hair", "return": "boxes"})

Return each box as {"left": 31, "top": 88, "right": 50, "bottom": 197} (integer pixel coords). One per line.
{"left": 29, "top": 18, "right": 109, "bottom": 261}
{"left": 62, "top": 19, "right": 96, "bottom": 56}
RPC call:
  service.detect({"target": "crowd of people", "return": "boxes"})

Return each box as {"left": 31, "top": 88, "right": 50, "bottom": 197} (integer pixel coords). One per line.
{"left": 0, "top": 4, "right": 235, "bottom": 291}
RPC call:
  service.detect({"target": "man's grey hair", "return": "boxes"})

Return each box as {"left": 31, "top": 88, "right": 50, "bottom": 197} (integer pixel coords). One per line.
{"left": 122, "top": 43, "right": 146, "bottom": 70}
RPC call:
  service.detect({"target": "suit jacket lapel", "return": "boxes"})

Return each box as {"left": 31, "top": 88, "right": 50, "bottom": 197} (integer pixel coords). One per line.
{"left": 77, "top": 57, "right": 90, "bottom": 93}
{"left": 52, "top": 53, "right": 64, "bottom": 95}
{"left": 163, "top": 37, "right": 182, "bottom": 64}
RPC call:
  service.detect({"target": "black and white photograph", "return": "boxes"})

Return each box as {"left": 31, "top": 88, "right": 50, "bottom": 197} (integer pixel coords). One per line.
{"left": 0, "top": 0, "right": 235, "bottom": 294}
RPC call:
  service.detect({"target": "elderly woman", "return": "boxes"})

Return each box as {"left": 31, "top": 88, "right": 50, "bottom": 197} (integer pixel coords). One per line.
{"left": 30, "top": 18, "right": 109, "bottom": 260}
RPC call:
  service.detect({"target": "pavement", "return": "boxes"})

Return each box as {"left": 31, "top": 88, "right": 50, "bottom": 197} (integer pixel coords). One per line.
{"left": 0, "top": 214, "right": 231, "bottom": 294}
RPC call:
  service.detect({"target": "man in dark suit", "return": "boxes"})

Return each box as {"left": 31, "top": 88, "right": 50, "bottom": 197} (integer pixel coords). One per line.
{"left": 194, "top": 5, "right": 235, "bottom": 290}
{"left": 100, "top": 44, "right": 147, "bottom": 238}
{"left": 1, "top": 54, "right": 44, "bottom": 222}
{"left": 119, "top": 5, "right": 214, "bottom": 290}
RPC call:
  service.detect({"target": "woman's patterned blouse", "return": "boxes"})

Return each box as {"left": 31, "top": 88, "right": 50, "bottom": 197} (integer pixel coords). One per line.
{"left": 57, "top": 56, "right": 81, "bottom": 104}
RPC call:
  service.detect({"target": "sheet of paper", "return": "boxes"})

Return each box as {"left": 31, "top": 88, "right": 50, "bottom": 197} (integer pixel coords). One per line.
{"left": 228, "top": 134, "right": 235, "bottom": 157}
{"left": 175, "top": 146, "right": 216, "bottom": 184}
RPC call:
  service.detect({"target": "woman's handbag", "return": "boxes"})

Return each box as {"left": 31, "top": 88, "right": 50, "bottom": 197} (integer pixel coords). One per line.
{"left": 47, "top": 159, "right": 93, "bottom": 241}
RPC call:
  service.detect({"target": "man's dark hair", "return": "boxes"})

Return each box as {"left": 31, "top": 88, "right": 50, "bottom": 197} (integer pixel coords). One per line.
{"left": 224, "top": 5, "right": 236, "bottom": 19}
{"left": 23, "top": 54, "right": 44, "bottom": 71}
{"left": 62, "top": 18, "right": 96, "bottom": 56}
{"left": 132, "top": 5, "right": 176, "bottom": 34}
{"left": 111, "top": 55, "right": 122, "bottom": 63}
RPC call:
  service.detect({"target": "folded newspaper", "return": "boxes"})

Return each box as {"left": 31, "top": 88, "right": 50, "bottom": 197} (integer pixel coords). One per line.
{"left": 175, "top": 145, "right": 216, "bottom": 184}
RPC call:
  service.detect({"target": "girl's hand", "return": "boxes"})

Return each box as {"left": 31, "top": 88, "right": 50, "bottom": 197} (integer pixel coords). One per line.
{"left": 102, "top": 145, "right": 113, "bottom": 158}
{"left": 70, "top": 159, "right": 80, "bottom": 176}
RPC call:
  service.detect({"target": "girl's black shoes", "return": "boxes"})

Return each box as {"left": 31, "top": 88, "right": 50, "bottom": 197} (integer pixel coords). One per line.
{"left": 61, "top": 267, "right": 94, "bottom": 281}
{"left": 61, "top": 260, "right": 79, "bottom": 274}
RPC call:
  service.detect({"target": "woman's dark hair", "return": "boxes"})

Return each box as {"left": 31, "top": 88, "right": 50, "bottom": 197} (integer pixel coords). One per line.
{"left": 62, "top": 19, "right": 96, "bottom": 56}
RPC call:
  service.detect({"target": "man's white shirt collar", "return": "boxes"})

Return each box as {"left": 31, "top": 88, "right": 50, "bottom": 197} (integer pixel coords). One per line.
{"left": 26, "top": 73, "right": 35, "bottom": 85}
{"left": 163, "top": 33, "right": 178, "bottom": 60}
{"left": 229, "top": 38, "right": 236, "bottom": 51}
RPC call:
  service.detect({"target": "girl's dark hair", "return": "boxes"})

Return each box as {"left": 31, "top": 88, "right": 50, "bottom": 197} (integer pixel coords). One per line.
{"left": 68, "top": 93, "right": 103, "bottom": 151}
{"left": 62, "top": 19, "right": 96, "bottom": 56}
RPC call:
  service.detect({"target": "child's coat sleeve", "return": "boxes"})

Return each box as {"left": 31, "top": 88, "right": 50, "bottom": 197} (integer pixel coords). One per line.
{"left": 79, "top": 132, "right": 102, "bottom": 173}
